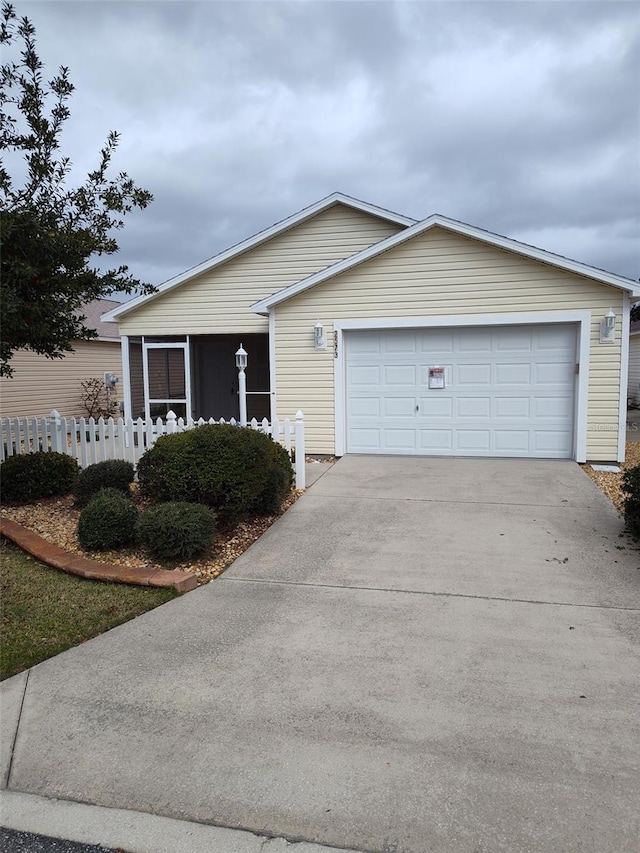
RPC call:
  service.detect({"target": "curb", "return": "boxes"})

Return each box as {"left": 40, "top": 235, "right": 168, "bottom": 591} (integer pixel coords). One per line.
{"left": 0, "top": 518, "right": 198, "bottom": 592}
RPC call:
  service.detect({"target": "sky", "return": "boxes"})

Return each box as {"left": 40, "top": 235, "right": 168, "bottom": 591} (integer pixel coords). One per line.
{"left": 5, "top": 0, "right": 640, "bottom": 293}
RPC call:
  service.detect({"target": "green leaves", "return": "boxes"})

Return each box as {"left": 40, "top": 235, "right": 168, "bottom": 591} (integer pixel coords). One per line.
{"left": 0, "top": 2, "right": 155, "bottom": 377}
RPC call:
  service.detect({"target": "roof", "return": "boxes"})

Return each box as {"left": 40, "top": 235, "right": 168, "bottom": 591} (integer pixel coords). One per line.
{"left": 252, "top": 214, "right": 640, "bottom": 313}
{"left": 101, "top": 193, "right": 416, "bottom": 322}
{"left": 80, "top": 299, "right": 121, "bottom": 340}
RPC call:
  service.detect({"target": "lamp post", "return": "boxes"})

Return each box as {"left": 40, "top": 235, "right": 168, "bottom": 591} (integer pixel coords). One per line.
{"left": 235, "top": 344, "right": 248, "bottom": 426}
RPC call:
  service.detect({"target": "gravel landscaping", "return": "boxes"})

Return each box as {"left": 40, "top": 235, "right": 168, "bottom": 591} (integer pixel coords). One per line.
{"left": 580, "top": 441, "right": 640, "bottom": 511}
{"left": 0, "top": 485, "right": 302, "bottom": 584}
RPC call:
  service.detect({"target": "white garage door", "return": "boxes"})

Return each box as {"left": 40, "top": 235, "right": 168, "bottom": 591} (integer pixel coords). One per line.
{"left": 346, "top": 325, "right": 577, "bottom": 457}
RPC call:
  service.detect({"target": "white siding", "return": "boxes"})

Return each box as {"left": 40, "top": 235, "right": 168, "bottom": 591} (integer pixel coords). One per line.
{"left": 274, "top": 227, "right": 623, "bottom": 461}
{"left": 628, "top": 335, "right": 640, "bottom": 404}
{"left": 118, "top": 204, "right": 403, "bottom": 336}
{"left": 0, "top": 341, "right": 123, "bottom": 419}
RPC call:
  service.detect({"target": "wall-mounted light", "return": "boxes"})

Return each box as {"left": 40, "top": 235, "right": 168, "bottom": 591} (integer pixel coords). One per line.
{"left": 600, "top": 309, "right": 616, "bottom": 344}
{"left": 314, "top": 321, "right": 326, "bottom": 350}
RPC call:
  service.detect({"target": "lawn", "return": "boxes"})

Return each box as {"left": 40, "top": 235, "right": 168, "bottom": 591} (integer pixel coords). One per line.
{"left": 1, "top": 541, "right": 176, "bottom": 681}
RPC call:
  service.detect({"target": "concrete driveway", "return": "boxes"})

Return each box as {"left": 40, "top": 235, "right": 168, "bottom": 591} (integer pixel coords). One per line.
{"left": 2, "top": 457, "right": 639, "bottom": 853}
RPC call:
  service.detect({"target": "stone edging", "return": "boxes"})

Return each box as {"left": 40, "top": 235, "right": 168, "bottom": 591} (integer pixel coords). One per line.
{"left": 0, "top": 518, "right": 198, "bottom": 592}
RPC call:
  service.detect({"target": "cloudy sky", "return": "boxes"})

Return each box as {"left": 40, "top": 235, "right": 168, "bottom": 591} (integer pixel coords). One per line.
{"left": 6, "top": 0, "right": 640, "bottom": 291}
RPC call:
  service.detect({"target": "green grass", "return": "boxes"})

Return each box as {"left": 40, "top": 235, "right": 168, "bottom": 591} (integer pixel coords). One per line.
{"left": 0, "top": 541, "right": 176, "bottom": 681}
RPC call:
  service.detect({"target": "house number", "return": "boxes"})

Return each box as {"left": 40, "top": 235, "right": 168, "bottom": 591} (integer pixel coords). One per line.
{"left": 334, "top": 330, "right": 338, "bottom": 358}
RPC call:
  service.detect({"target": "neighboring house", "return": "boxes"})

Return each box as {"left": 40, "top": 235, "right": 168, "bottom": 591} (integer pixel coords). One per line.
{"left": 628, "top": 319, "right": 640, "bottom": 407}
{"left": 103, "top": 193, "right": 640, "bottom": 463}
{"left": 0, "top": 299, "right": 123, "bottom": 419}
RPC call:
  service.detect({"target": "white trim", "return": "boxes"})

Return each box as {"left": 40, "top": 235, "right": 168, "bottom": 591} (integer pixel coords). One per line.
{"left": 252, "top": 215, "right": 640, "bottom": 314}
{"left": 120, "top": 336, "right": 132, "bottom": 421}
{"left": 101, "top": 193, "right": 415, "bottom": 322}
{"left": 332, "top": 311, "right": 591, "bottom": 462}
{"left": 142, "top": 340, "right": 191, "bottom": 420}
{"left": 618, "top": 294, "right": 630, "bottom": 462}
{"left": 268, "top": 310, "right": 277, "bottom": 426}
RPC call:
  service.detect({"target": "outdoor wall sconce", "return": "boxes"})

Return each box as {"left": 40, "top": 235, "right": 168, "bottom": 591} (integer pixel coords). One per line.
{"left": 600, "top": 309, "right": 616, "bottom": 344}
{"left": 235, "top": 344, "right": 248, "bottom": 426}
{"left": 314, "top": 321, "right": 326, "bottom": 350}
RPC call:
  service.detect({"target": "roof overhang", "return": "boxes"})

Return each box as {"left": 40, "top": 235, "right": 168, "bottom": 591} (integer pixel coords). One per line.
{"left": 101, "top": 193, "right": 416, "bottom": 323}
{"left": 251, "top": 214, "right": 640, "bottom": 314}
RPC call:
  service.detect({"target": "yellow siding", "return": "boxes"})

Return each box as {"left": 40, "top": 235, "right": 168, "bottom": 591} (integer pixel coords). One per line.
{"left": 118, "top": 204, "right": 403, "bottom": 336}
{"left": 0, "top": 342, "right": 122, "bottom": 419}
{"left": 274, "top": 227, "right": 623, "bottom": 460}
{"left": 628, "top": 335, "right": 640, "bottom": 404}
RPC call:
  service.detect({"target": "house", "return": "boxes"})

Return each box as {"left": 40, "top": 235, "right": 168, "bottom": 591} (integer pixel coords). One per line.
{"left": 0, "top": 299, "right": 123, "bottom": 419}
{"left": 102, "top": 193, "right": 640, "bottom": 463}
{"left": 628, "top": 319, "right": 640, "bottom": 408}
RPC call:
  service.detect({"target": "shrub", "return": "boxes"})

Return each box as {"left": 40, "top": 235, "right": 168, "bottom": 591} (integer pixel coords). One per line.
{"left": 622, "top": 464, "right": 640, "bottom": 540}
{"left": 138, "top": 502, "right": 216, "bottom": 562}
{"left": 137, "top": 424, "right": 294, "bottom": 525}
{"left": 77, "top": 488, "right": 138, "bottom": 551}
{"left": 251, "top": 439, "right": 294, "bottom": 515}
{"left": 74, "top": 460, "right": 135, "bottom": 506}
{"left": 1, "top": 451, "right": 80, "bottom": 503}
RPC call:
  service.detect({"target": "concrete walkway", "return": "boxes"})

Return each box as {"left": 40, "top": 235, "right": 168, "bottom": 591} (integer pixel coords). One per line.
{"left": 2, "top": 457, "right": 639, "bottom": 853}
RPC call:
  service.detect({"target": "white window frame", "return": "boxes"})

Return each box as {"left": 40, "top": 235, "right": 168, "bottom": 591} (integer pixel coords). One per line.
{"left": 333, "top": 311, "right": 591, "bottom": 461}
{"left": 142, "top": 337, "right": 192, "bottom": 420}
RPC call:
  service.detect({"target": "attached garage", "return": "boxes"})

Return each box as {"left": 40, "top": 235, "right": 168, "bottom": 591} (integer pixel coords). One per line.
{"left": 345, "top": 323, "right": 577, "bottom": 458}
{"left": 104, "top": 193, "right": 640, "bottom": 464}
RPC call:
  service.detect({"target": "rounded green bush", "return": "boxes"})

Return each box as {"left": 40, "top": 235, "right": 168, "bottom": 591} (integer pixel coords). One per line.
{"left": 74, "top": 460, "right": 135, "bottom": 506}
{"left": 77, "top": 488, "right": 138, "bottom": 551}
{"left": 251, "top": 439, "right": 294, "bottom": 515}
{"left": 1, "top": 451, "right": 80, "bottom": 503}
{"left": 136, "top": 424, "right": 294, "bottom": 525}
{"left": 138, "top": 502, "right": 216, "bottom": 562}
{"left": 622, "top": 464, "right": 640, "bottom": 540}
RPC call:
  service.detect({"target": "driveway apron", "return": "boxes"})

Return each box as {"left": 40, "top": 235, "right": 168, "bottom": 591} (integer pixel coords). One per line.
{"left": 3, "top": 457, "right": 639, "bottom": 853}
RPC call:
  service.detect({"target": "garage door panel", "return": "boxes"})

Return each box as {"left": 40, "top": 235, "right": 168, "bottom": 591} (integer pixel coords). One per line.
{"left": 383, "top": 332, "right": 417, "bottom": 354}
{"left": 535, "top": 363, "right": 575, "bottom": 384}
{"left": 495, "top": 397, "right": 531, "bottom": 418}
{"left": 419, "top": 330, "right": 454, "bottom": 353}
{"left": 350, "top": 397, "right": 381, "bottom": 418}
{"left": 383, "top": 365, "right": 416, "bottom": 386}
{"left": 384, "top": 429, "right": 417, "bottom": 449}
{"left": 496, "top": 328, "right": 533, "bottom": 351}
{"left": 419, "top": 429, "right": 454, "bottom": 450}
{"left": 457, "top": 330, "right": 492, "bottom": 352}
{"left": 346, "top": 325, "right": 576, "bottom": 458}
{"left": 349, "top": 365, "right": 380, "bottom": 386}
{"left": 457, "top": 364, "right": 492, "bottom": 385}
{"left": 420, "top": 397, "right": 454, "bottom": 417}
{"left": 495, "top": 363, "right": 531, "bottom": 384}
{"left": 457, "top": 397, "right": 491, "bottom": 418}
{"left": 457, "top": 429, "right": 491, "bottom": 451}
{"left": 534, "top": 395, "right": 573, "bottom": 419}
{"left": 384, "top": 397, "right": 416, "bottom": 417}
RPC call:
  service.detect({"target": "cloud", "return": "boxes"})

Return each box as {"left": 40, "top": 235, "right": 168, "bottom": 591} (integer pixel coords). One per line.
{"left": 6, "top": 0, "right": 639, "bottom": 286}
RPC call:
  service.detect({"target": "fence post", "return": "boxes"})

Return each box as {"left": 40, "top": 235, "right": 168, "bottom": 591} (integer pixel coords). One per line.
{"left": 166, "top": 410, "right": 177, "bottom": 434}
{"left": 294, "top": 410, "right": 305, "bottom": 489}
{"left": 50, "top": 410, "right": 63, "bottom": 453}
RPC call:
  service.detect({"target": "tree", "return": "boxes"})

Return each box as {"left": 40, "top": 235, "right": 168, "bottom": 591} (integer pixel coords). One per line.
{"left": 0, "top": 2, "right": 154, "bottom": 377}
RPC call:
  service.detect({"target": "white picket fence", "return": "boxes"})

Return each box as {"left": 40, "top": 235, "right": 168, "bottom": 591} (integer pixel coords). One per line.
{"left": 0, "top": 409, "right": 306, "bottom": 489}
